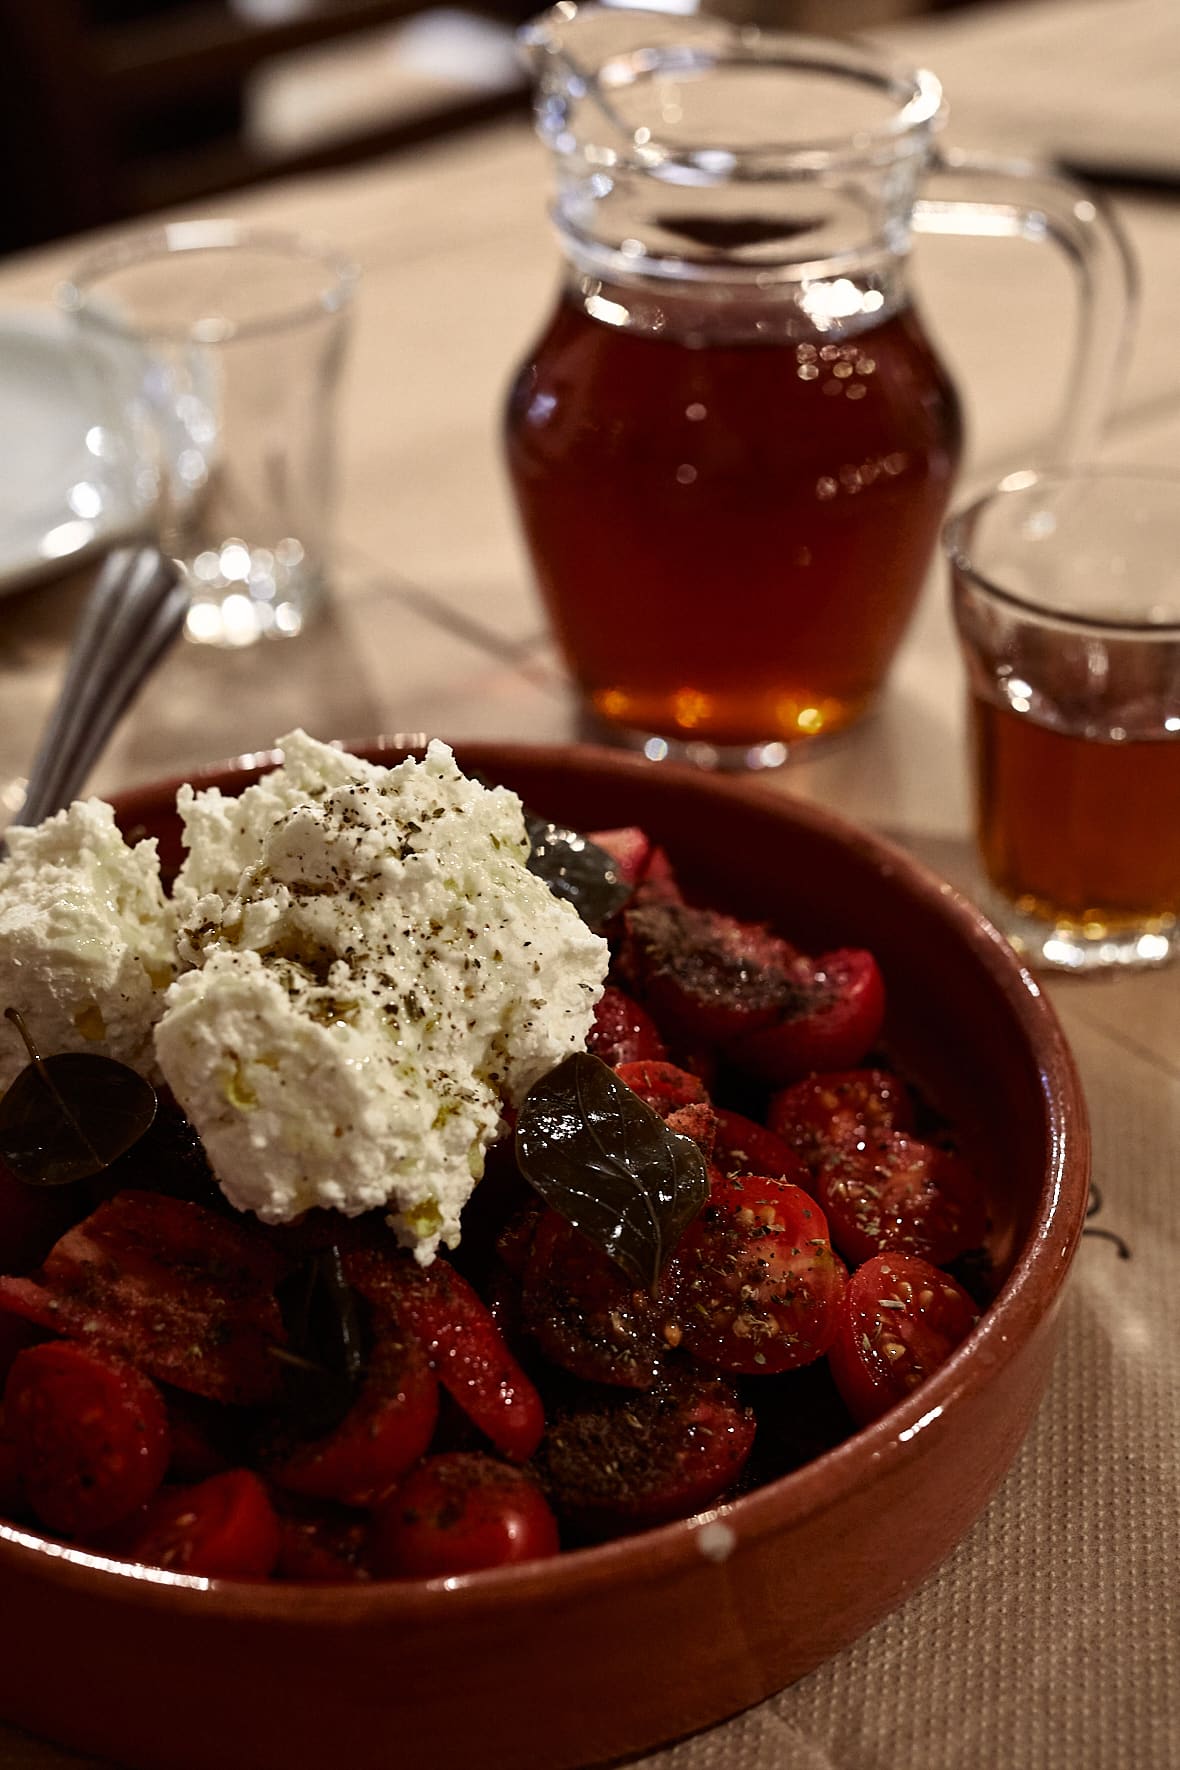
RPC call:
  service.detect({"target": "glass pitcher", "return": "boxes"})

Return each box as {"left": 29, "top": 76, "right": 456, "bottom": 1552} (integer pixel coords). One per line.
{"left": 503, "top": 5, "right": 1133, "bottom": 769}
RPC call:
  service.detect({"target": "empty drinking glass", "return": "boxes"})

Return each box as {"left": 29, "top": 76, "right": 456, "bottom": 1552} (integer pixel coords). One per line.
{"left": 60, "top": 221, "right": 357, "bottom": 647}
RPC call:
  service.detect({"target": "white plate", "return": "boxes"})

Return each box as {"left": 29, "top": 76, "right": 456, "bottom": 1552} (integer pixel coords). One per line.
{"left": 0, "top": 309, "right": 141, "bottom": 595}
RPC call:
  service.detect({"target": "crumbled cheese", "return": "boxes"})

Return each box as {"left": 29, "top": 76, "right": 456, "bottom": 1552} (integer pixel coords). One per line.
{"left": 173, "top": 729, "right": 385, "bottom": 914}
{"left": 154, "top": 734, "right": 608, "bottom": 1260}
{"left": 0, "top": 800, "right": 175, "bottom": 1091}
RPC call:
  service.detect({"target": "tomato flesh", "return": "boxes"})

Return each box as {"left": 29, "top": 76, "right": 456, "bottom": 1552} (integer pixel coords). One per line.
{"left": 344, "top": 1248, "right": 544, "bottom": 1462}
{"left": 0, "top": 1191, "right": 287, "bottom": 1405}
{"left": 676, "top": 1175, "right": 845, "bottom": 1375}
{"left": 711, "top": 1108, "right": 813, "bottom": 1188}
{"left": 815, "top": 1132, "right": 987, "bottom": 1269}
{"left": 4, "top": 1341, "right": 170, "bottom": 1536}
{"left": 620, "top": 901, "right": 799, "bottom": 1048}
{"left": 729, "top": 950, "right": 886, "bottom": 1084}
{"left": 373, "top": 1451, "right": 559, "bottom": 1578}
{"left": 126, "top": 1469, "right": 281, "bottom": 1578}
{"left": 267, "top": 1334, "right": 439, "bottom": 1507}
{"left": 587, "top": 828, "right": 681, "bottom": 902}
{"left": 274, "top": 1496, "right": 374, "bottom": 1583}
{"left": 766, "top": 1069, "right": 915, "bottom": 1173}
{"left": 828, "top": 1252, "right": 979, "bottom": 1426}
{"left": 587, "top": 986, "right": 667, "bottom": 1067}
{"left": 538, "top": 1367, "right": 755, "bottom": 1536}
{"left": 614, "top": 1060, "right": 709, "bottom": 1116}
{"left": 521, "top": 1209, "right": 678, "bottom": 1389}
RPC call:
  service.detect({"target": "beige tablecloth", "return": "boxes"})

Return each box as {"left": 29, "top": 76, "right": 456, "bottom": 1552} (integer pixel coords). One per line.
{"left": 0, "top": 1, "right": 1177, "bottom": 1764}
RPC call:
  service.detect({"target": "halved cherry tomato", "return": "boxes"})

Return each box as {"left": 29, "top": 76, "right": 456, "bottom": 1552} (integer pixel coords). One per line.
{"left": 521, "top": 1209, "right": 678, "bottom": 1389}
{"left": 274, "top": 1495, "right": 374, "bottom": 1583}
{"left": 126, "top": 1468, "right": 281, "bottom": 1577}
{"left": 814, "top": 1132, "right": 987, "bottom": 1269}
{"left": 676, "top": 1175, "right": 845, "bottom": 1375}
{"left": 267, "top": 1334, "right": 439, "bottom": 1507}
{"left": 587, "top": 828, "right": 681, "bottom": 902}
{"left": 587, "top": 986, "right": 668, "bottom": 1067}
{"left": 766, "top": 1069, "right": 915, "bottom": 1173}
{"left": 620, "top": 902, "right": 799, "bottom": 1048}
{"left": 614, "top": 1060, "right": 709, "bottom": 1116}
{"left": 0, "top": 1191, "right": 287, "bottom": 1405}
{"left": 828, "top": 1252, "right": 979, "bottom": 1426}
{"left": 711, "top": 1108, "right": 812, "bottom": 1188}
{"left": 4, "top": 1341, "right": 170, "bottom": 1536}
{"left": 343, "top": 1248, "right": 544, "bottom": 1462}
{"left": 538, "top": 1367, "right": 755, "bottom": 1536}
{"left": 373, "top": 1451, "right": 559, "bottom": 1578}
{"left": 729, "top": 950, "right": 886, "bottom": 1084}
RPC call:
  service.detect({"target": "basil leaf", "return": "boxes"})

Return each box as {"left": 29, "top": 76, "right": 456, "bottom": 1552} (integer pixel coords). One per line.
{"left": 273, "top": 1245, "right": 367, "bottom": 1438}
{"left": 525, "top": 813, "right": 632, "bottom": 932}
{"left": 0, "top": 1051, "right": 158, "bottom": 1186}
{"left": 515, "top": 1052, "right": 708, "bottom": 1292}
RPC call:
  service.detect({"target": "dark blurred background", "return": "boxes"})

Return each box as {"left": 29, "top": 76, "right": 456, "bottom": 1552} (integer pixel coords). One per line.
{"left": 0, "top": 0, "right": 989, "bottom": 257}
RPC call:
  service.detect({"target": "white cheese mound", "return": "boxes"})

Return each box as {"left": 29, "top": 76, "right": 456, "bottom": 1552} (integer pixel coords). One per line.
{"left": 155, "top": 735, "right": 608, "bottom": 1261}
{"left": 173, "top": 728, "right": 385, "bottom": 913}
{"left": 0, "top": 800, "right": 175, "bottom": 1092}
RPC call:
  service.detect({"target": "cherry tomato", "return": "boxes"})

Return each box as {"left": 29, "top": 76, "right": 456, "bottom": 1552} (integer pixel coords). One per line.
{"left": 538, "top": 1367, "right": 755, "bottom": 1536}
{"left": 587, "top": 986, "right": 668, "bottom": 1067}
{"left": 587, "top": 828, "right": 682, "bottom": 902}
{"left": 274, "top": 1496, "right": 374, "bottom": 1583}
{"left": 614, "top": 1060, "right": 709, "bottom": 1116}
{"left": 766, "top": 1069, "right": 915, "bottom": 1173}
{"left": 127, "top": 1468, "right": 281, "bottom": 1578}
{"left": 711, "top": 1108, "right": 813, "bottom": 1188}
{"left": 676, "top": 1175, "right": 845, "bottom": 1375}
{"left": 729, "top": 950, "right": 886, "bottom": 1084}
{"left": 343, "top": 1248, "right": 544, "bottom": 1462}
{"left": 0, "top": 1191, "right": 287, "bottom": 1405}
{"left": 4, "top": 1341, "right": 170, "bottom": 1536}
{"left": 373, "top": 1452, "right": 559, "bottom": 1578}
{"left": 828, "top": 1252, "right": 979, "bottom": 1426}
{"left": 814, "top": 1132, "right": 987, "bottom": 1269}
{"left": 267, "top": 1334, "right": 439, "bottom": 1507}
{"left": 620, "top": 902, "right": 799, "bottom": 1048}
{"left": 521, "top": 1209, "right": 678, "bottom": 1389}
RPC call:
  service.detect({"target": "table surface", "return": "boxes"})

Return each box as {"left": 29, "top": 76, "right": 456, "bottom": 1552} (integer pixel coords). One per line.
{"left": 0, "top": 1, "right": 1178, "bottom": 1765}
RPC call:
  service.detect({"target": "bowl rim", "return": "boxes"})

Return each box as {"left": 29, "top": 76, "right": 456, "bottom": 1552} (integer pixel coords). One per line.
{"left": 0, "top": 738, "right": 1090, "bottom": 1621}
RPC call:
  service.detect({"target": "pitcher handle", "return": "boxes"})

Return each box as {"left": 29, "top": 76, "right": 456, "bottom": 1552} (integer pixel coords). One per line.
{"left": 914, "top": 146, "right": 1137, "bottom": 462}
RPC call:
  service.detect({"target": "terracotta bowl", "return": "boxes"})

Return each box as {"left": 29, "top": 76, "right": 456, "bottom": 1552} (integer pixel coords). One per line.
{"left": 0, "top": 742, "right": 1089, "bottom": 1770}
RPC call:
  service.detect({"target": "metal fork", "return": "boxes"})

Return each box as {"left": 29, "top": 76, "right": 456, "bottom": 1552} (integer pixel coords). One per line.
{"left": 3, "top": 546, "right": 189, "bottom": 845}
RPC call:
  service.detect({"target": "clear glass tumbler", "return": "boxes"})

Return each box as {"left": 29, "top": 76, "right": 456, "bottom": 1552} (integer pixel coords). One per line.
{"left": 947, "top": 467, "right": 1180, "bottom": 971}
{"left": 59, "top": 221, "right": 357, "bottom": 647}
